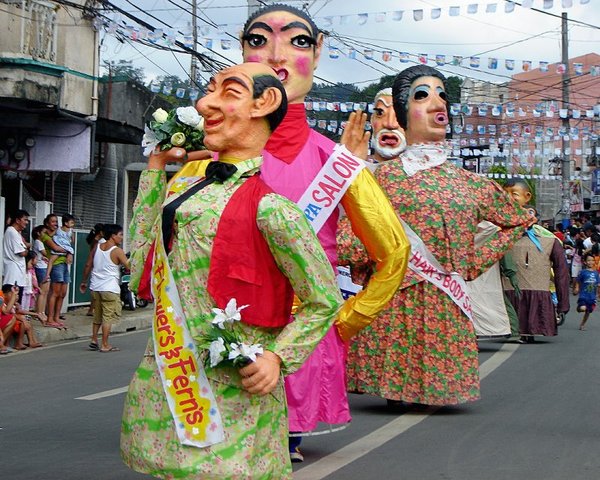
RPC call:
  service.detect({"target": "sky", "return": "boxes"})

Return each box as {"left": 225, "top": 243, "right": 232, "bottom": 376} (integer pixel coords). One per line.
{"left": 98, "top": 0, "right": 600, "bottom": 90}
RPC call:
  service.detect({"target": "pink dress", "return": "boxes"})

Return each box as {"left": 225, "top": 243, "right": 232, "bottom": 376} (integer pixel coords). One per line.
{"left": 262, "top": 129, "right": 351, "bottom": 432}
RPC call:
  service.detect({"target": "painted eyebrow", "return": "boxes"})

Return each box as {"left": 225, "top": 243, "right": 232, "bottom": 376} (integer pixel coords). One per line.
{"left": 246, "top": 21, "right": 273, "bottom": 33}
{"left": 281, "top": 21, "right": 313, "bottom": 35}
{"left": 221, "top": 75, "right": 250, "bottom": 91}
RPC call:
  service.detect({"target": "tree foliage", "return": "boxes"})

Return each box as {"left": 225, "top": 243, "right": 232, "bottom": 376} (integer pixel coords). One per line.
{"left": 101, "top": 60, "right": 145, "bottom": 84}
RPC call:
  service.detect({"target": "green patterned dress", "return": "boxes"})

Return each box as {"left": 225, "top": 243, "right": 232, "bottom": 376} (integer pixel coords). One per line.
{"left": 121, "top": 157, "right": 342, "bottom": 479}
{"left": 338, "top": 160, "right": 529, "bottom": 405}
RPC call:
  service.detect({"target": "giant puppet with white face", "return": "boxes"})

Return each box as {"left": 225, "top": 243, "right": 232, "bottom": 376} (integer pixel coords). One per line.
{"left": 369, "top": 88, "right": 406, "bottom": 164}
{"left": 341, "top": 65, "right": 532, "bottom": 409}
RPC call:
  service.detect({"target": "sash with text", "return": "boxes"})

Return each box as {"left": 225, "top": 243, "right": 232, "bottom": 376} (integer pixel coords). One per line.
{"left": 297, "top": 144, "right": 365, "bottom": 233}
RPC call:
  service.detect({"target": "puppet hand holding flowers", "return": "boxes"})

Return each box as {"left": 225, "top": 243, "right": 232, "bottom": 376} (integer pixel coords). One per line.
{"left": 142, "top": 106, "right": 205, "bottom": 156}
{"left": 202, "top": 299, "right": 264, "bottom": 369}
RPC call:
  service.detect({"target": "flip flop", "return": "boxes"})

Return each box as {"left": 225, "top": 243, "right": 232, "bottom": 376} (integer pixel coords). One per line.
{"left": 0, "top": 349, "right": 9, "bottom": 355}
{"left": 29, "top": 343, "right": 43, "bottom": 348}
{"left": 88, "top": 342, "right": 99, "bottom": 351}
{"left": 15, "top": 346, "right": 28, "bottom": 350}
{"left": 99, "top": 346, "right": 120, "bottom": 353}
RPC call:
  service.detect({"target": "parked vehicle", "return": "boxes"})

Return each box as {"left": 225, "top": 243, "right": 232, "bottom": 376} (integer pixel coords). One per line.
{"left": 120, "top": 266, "right": 148, "bottom": 311}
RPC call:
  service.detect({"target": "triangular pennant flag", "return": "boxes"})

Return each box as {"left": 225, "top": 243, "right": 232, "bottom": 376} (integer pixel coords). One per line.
{"left": 522, "top": 0, "right": 533, "bottom": 7}
{"left": 562, "top": 0, "right": 573, "bottom": 7}
{"left": 399, "top": 52, "right": 410, "bottom": 63}
{"left": 175, "top": 87, "right": 186, "bottom": 99}
{"left": 364, "top": 49, "right": 374, "bottom": 60}
{"left": 470, "top": 57, "right": 480, "bottom": 68}
{"left": 522, "top": 60, "right": 532, "bottom": 71}
{"left": 449, "top": 6, "right": 460, "bottom": 16}
{"left": 543, "top": 0, "right": 553, "bottom": 8}
{"left": 392, "top": 11, "right": 403, "bottom": 21}
{"left": 539, "top": 61, "right": 549, "bottom": 72}
{"left": 418, "top": 53, "right": 428, "bottom": 64}
{"left": 505, "top": 59, "right": 515, "bottom": 70}
{"left": 375, "top": 12, "right": 386, "bottom": 22}
{"left": 556, "top": 63, "right": 567, "bottom": 74}
{"left": 329, "top": 47, "right": 340, "bottom": 59}
{"left": 348, "top": 48, "right": 356, "bottom": 60}
{"left": 436, "top": 54, "right": 446, "bottom": 66}
{"left": 413, "top": 9, "right": 424, "bottom": 21}
{"left": 573, "top": 62, "right": 583, "bottom": 75}
{"left": 452, "top": 55, "right": 462, "bottom": 66}
{"left": 488, "top": 58, "right": 498, "bottom": 69}
{"left": 188, "top": 89, "right": 199, "bottom": 101}
{"left": 357, "top": 13, "right": 368, "bottom": 25}
{"left": 505, "top": 1, "right": 515, "bottom": 12}
{"left": 382, "top": 51, "right": 392, "bottom": 62}
{"left": 221, "top": 39, "right": 231, "bottom": 50}
{"left": 467, "top": 4, "right": 478, "bottom": 14}
{"left": 431, "top": 8, "right": 441, "bottom": 19}
{"left": 486, "top": 3, "right": 497, "bottom": 13}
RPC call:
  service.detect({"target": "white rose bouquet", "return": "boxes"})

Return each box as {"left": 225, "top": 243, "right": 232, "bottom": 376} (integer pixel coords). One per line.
{"left": 200, "top": 298, "right": 264, "bottom": 369}
{"left": 142, "top": 106, "right": 206, "bottom": 156}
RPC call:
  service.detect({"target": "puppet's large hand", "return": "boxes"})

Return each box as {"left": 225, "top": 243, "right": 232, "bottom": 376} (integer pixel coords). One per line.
{"left": 147, "top": 147, "right": 213, "bottom": 170}
{"left": 239, "top": 350, "right": 281, "bottom": 396}
{"left": 340, "top": 111, "right": 371, "bottom": 160}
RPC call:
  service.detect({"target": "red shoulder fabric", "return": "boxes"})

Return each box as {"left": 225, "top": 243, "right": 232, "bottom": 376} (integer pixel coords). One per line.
{"left": 137, "top": 241, "right": 156, "bottom": 301}
{"left": 207, "top": 175, "right": 294, "bottom": 328}
{"left": 264, "top": 103, "right": 310, "bottom": 164}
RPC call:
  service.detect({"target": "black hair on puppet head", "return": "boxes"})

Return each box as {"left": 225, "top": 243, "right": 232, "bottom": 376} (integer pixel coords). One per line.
{"left": 392, "top": 65, "right": 449, "bottom": 130}
{"left": 242, "top": 3, "right": 320, "bottom": 43}
{"left": 252, "top": 74, "right": 288, "bottom": 133}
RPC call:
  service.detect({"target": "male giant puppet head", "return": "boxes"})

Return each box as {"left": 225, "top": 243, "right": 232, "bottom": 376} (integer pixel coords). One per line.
{"left": 392, "top": 65, "right": 450, "bottom": 145}
{"left": 370, "top": 88, "right": 406, "bottom": 162}
{"left": 241, "top": 4, "right": 323, "bottom": 104}
{"left": 196, "top": 62, "right": 287, "bottom": 157}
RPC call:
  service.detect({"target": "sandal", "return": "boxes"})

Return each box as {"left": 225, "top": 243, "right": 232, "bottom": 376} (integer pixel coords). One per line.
{"left": 89, "top": 342, "right": 99, "bottom": 351}
{"left": 0, "top": 348, "right": 9, "bottom": 355}
{"left": 99, "top": 346, "right": 120, "bottom": 353}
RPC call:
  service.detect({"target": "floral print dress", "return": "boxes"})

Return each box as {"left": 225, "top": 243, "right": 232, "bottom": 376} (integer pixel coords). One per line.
{"left": 121, "top": 157, "right": 342, "bottom": 479}
{"left": 338, "top": 159, "right": 530, "bottom": 405}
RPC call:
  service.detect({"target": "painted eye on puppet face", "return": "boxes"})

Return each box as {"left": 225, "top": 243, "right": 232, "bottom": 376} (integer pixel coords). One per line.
{"left": 243, "top": 33, "right": 267, "bottom": 48}
{"left": 291, "top": 34, "right": 316, "bottom": 48}
{"left": 436, "top": 86, "right": 448, "bottom": 101}
{"left": 412, "top": 84, "right": 431, "bottom": 101}
{"left": 373, "top": 108, "right": 384, "bottom": 117}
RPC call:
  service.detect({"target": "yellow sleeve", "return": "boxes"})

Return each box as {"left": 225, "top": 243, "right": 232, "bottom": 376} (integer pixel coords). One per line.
{"left": 335, "top": 167, "right": 410, "bottom": 341}
{"left": 168, "top": 160, "right": 208, "bottom": 185}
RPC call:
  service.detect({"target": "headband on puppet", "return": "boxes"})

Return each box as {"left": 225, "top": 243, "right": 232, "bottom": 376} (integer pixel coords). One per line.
{"left": 392, "top": 65, "right": 449, "bottom": 130}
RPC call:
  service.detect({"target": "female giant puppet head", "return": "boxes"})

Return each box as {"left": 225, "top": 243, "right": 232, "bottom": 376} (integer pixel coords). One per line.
{"left": 392, "top": 65, "right": 450, "bottom": 145}
{"left": 241, "top": 4, "right": 324, "bottom": 104}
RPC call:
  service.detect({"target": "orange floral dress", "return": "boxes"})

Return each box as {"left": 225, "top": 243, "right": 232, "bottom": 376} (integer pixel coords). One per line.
{"left": 338, "top": 159, "right": 530, "bottom": 405}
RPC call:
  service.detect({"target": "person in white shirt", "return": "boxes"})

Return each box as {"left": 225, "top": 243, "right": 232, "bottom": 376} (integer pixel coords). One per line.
{"left": 80, "top": 224, "right": 129, "bottom": 352}
{"left": 3, "top": 209, "right": 30, "bottom": 303}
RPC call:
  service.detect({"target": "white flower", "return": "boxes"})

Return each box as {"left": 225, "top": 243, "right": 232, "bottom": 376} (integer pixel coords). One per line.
{"left": 142, "top": 125, "right": 159, "bottom": 157}
{"left": 228, "top": 342, "right": 264, "bottom": 363}
{"left": 171, "top": 132, "right": 186, "bottom": 146}
{"left": 176, "top": 106, "right": 201, "bottom": 128}
{"left": 208, "top": 337, "right": 226, "bottom": 367}
{"left": 152, "top": 108, "right": 169, "bottom": 123}
{"left": 212, "top": 298, "right": 249, "bottom": 329}
{"left": 195, "top": 116, "right": 205, "bottom": 131}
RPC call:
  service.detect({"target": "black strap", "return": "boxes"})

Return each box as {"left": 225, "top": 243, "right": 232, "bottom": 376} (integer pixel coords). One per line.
{"left": 161, "top": 162, "right": 238, "bottom": 254}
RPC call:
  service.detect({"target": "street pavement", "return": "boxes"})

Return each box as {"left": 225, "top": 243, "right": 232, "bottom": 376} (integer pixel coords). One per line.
{"left": 2, "top": 295, "right": 600, "bottom": 479}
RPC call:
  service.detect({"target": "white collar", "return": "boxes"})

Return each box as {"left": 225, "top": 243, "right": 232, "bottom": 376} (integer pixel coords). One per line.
{"left": 401, "top": 142, "right": 449, "bottom": 177}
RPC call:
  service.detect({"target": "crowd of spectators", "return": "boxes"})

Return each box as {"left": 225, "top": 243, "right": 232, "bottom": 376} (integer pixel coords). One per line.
{"left": 1, "top": 210, "right": 108, "bottom": 353}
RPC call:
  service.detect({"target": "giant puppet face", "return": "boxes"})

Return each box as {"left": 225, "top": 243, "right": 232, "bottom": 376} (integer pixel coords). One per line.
{"left": 196, "top": 63, "right": 286, "bottom": 158}
{"left": 370, "top": 89, "right": 406, "bottom": 161}
{"left": 241, "top": 6, "right": 323, "bottom": 104}
{"left": 392, "top": 65, "right": 450, "bottom": 146}
{"left": 404, "top": 76, "right": 448, "bottom": 145}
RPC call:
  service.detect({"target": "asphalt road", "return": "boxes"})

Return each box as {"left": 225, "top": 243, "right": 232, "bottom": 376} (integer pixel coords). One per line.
{"left": 2, "top": 301, "right": 599, "bottom": 480}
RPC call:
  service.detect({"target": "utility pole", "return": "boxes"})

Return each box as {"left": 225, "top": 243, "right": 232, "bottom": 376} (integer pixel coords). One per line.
{"left": 560, "top": 12, "right": 571, "bottom": 225}
{"left": 190, "top": 0, "right": 198, "bottom": 88}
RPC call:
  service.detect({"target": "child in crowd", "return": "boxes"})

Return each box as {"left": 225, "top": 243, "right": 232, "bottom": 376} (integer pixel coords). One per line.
{"left": 574, "top": 254, "right": 600, "bottom": 331}
{"left": 22, "top": 251, "right": 40, "bottom": 313}
{"left": 44, "top": 214, "right": 75, "bottom": 282}
{"left": 1, "top": 284, "right": 43, "bottom": 349}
